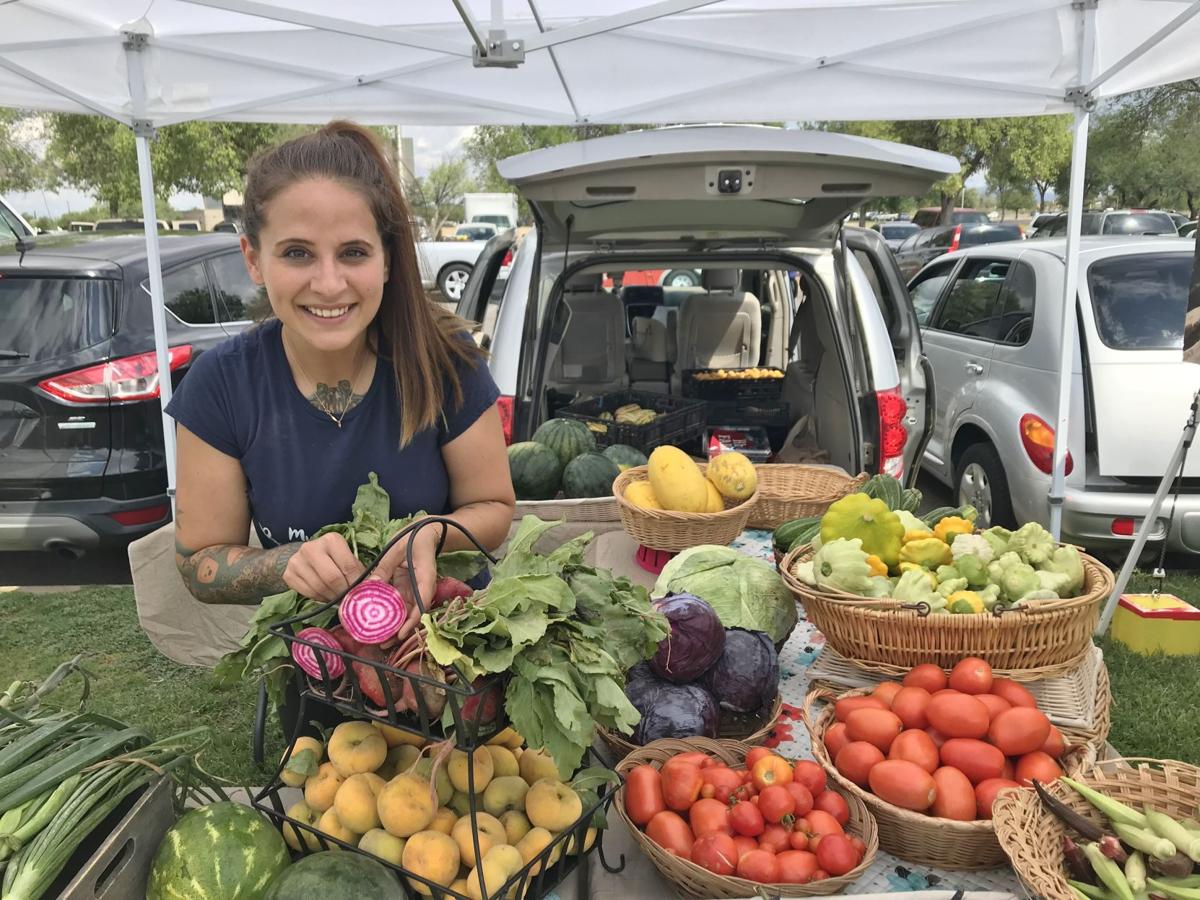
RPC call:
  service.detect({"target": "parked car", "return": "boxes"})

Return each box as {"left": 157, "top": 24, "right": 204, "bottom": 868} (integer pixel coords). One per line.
{"left": 1026, "top": 213, "right": 1058, "bottom": 237}
{"left": 448, "top": 222, "right": 499, "bottom": 242}
{"left": 0, "top": 196, "right": 36, "bottom": 241}
{"left": 1167, "top": 212, "right": 1191, "bottom": 232}
{"left": 912, "top": 235, "right": 1200, "bottom": 552}
{"left": 212, "top": 219, "right": 243, "bottom": 234}
{"left": 1032, "top": 209, "right": 1178, "bottom": 237}
{"left": 67, "top": 221, "right": 97, "bottom": 233}
{"left": 416, "top": 227, "right": 514, "bottom": 301}
{"left": 459, "top": 125, "right": 960, "bottom": 480}
{"left": 94, "top": 218, "right": 171, "bottom": 232}
{"left": 893, "top": 222, "right": 1024, "bottom": 281}
{"left": 1180, "top": 221, "right": 1197, "bottom": 238}
{"left": 0, "top": 233, "right": 259, "bottom": 555}
{"left": 874, "top": 221, "right": 920, "bottom": 251}
{"left": 911, "top": 207, "right": 991, "bottom": 228}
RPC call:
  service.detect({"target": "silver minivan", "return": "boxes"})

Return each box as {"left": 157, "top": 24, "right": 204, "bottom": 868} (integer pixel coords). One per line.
{"left": 457, "top": 126, "right": 960, "bottom": 481}
{"left": 915, "top": 235, "right": 1200, "bottom": 552}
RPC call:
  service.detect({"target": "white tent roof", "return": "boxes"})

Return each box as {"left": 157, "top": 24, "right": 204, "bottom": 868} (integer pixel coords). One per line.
{"left": 2, "top": 0, "right": 1198, "bottom": 128}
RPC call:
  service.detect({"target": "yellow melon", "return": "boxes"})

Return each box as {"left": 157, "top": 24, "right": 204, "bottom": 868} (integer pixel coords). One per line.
{"left": 624, "top": 480, "right": 663, "bottom": 510}
{"left": 706, "top": 451, "right": 758, "bottom": 502}
{"left": 647, "top": 446, "right": 709, "bottom": 512}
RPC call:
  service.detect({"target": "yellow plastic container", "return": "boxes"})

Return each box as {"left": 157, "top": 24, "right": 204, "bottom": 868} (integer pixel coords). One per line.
{"left": 1111, "top": 593, "right": 1200, "bottom": 655}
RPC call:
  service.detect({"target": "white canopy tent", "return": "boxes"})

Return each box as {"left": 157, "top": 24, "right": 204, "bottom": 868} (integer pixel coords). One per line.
{"left": 2, "top": 0, "right": 1199, "bottom": 630}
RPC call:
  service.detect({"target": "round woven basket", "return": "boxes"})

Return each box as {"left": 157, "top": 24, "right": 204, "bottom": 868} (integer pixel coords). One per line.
{"left": 993, "top": 758, "right": 1200, "bottom": 900}
{"left": 598, "top": 693, "right": 783, "bottom": 760}
{"left": 780, "top": 543, "right": 1114, "bottom": 676}
{"left": 747, "top": 467, "right": 868, "bottom": 531}
{"left": 613, "top": 465, "right": 757, "bottom": 552}
{"left": 801, "top": 686, "right": 1099, "bottom": 870}
{"left": 614, "top": 737, "right": 878, "bottom": 898}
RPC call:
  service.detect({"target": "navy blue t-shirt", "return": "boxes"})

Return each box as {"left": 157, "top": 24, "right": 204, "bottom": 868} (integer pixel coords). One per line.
{"left": 165, "top": 319, "right": 499, "bottom": 548}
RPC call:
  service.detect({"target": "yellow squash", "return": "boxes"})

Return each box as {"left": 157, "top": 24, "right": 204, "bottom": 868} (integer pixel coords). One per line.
{"left": 624, "top": 480, "right": 663, "bottom": 510}
{"left": 647, "top": 446, "right": 709, "bottom": 512}
{"left": 705, "top": 451, "right": 758, "bottom": 502}
{"left": 704, "top": 479, "right": 725, "bottom": 512}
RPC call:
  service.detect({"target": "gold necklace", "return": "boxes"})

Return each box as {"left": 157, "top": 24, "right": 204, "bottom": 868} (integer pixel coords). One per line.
{"left": 283, "top": 330, "right": 371, "bottom": 428}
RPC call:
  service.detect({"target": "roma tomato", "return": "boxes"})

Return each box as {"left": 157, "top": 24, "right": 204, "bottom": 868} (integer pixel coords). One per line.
{"left": 867, "top": 760, "right": 937, "bottom": 812}
{"left": 890, "top": 687, "right": 932, "bottom": 730}
{"left": 939, "top": 738, "right": 1006, "bottom": 784}
{"left": 662, "top": 762, "right": 704, "bottom": 811}
{"left": 758, "top": 785, "right": 797, "bottom": 824}
{"left": 776, "top": 849, "right": 819, "bottom": 884}
{"left": 736, "top": 848, "right": 781, "bottom": 883}
{"left": 824, "top": 723, "right": 851, "bottom": 759}
{"left": 926, "top": 691, "right": 990, "bottom": 739}
{"left": 872, "top": 681, "right": 903, "bottom": 706}
{"left": 624, "top": 764, "right": 665, "bottom": 826}
{"left": 692, "top": 832, "right": 738, "bottom": 875}
{"left": 834, "top": 695, "right": 888, "bottom": 722}
{"left": 759, "top": 823, "right": 793, "bottom": 853}
{"left": 689, "top": 798, "right": 732, "bottom": 837}
{"left": 975, "top": 693, "right": 1013, "bottom": 720}
{"left": 845, "top": 708, "right": 904, "bottom": 753}
{"left": 751, "top": 755, "right": 793, "bottom": 790}
{"left": 948, "top": 657, "right": 994, "bottom": 695}
{"left": 835, "top": 741, "right": 885, "bottom": 787}
{"left": 729, "top": 800, "right": 765, "bottom": 837}
{"left": 1013, "top": 751, "right": 1063, "bottom": 787}
{"left": 903, "top": 663, "right": 948, "bottom": 693}
{"left": 814, "top": 832, "right": 861, "bottom": 876}
{"left": 803, "top": 809, "right": 844, "bottom": 836}
{"left": 792, "top": 760, "right": 827, "bottom": 798}
{"left": 975, "top": 777, "right": 1022, "bottom": 819}
{"left": 925, "top": 727, "right": 949, "bottom": 749}
{"left": 744, "top": 747, "right": 776, "bottom": 770}
{"left": 888, "top": 729, "right": 940, "bottom": 773}
{"left": 666, "top": 752, "right": 713, "bottom": 769}
{"left": 701, "top": 766, "right": 745, "bottom": 795}
{"left": 988, "top": 707, "right": 1052, "bottom": 756}
{"left": 646, "top": 810, "right": 694, "bottom": 857}
{"left": 783, "top": 781, "right": 814, "bottom": 817}
{"left": 930, "top": 765, "right": 977, "bottom": 821}
{"left": 990, "top": 677, "right": 1038, "bottom": 708}
{"left": 1040, "top": 725, "right": 1067, "bottom": 759}
{"left": 812, "top": 790, "right": 850, "bottom": 826}
{"left": 732, "top": 834, "right": 759, "bottom": 859}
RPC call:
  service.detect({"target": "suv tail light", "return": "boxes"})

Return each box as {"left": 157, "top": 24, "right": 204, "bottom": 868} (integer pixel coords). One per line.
{"left": 109, "top": 503, "right": 171, "bottom": 526}
{"left": 496, "top": 395, "right": 514, "bottom": 445}
{"left": 501, "top": 249, "right": 514, "bottom": 267}
{"left": 1019, "top": 413, "right": 1073, "bottom": 475}
{"left": 947, "top": 225, "right": 962, "bottom": 253}
{"left": 38, "top": 345, "right": 193, "bottom": 404}
{"left": 876, "top": 387, "right": 908, "bottom": 478}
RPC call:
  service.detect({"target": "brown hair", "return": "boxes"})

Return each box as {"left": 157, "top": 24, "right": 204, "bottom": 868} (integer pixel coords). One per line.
{"left": 241, "top": 120, "right": 484, "bottom": 446}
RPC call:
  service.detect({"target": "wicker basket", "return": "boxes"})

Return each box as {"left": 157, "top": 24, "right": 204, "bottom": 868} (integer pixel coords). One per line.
{"left": 749, "top": 467, "right": 868, "bottom": 531}
{"left": 780, "top": 543, "right": 1114, "bottom": 676}
{"left": 993, "top": 758, "right": 1200, "bottom": 900}
{"left": 614, "top": 737, "right": 878, "bottom": 898}
{"left": 598, "top": 694, "right": 783, "bottom": 760}
{"left": 800, "top": 685, "right": 1099, "bottom": 870}
{"left": 513, "top": 495, "right": 620, "bottom": 522}
{"left": 613, "top": 465, "right": 757, "bottom": 552}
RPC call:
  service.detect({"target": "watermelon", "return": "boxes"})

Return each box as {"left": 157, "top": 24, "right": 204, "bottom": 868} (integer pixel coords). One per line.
{"left": 508, "top": 441, "right": 563, "bottom": 500}
{"left": 532, "top": 417, "right": 596, "bottom": 467}
{"left": 603, "top": 444, "right": 648, "bottom": 471}
{"left": 263, "top": 851, "right": 408, "bottom": 899}
{"left": 562, "top": 452, "right": 621, "bottom": 499}
{"left": 146, "top": 802, "right": 290, "bottom": 900}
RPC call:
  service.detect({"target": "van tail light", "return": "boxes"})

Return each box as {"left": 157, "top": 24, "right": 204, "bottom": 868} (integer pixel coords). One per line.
{"left": 109, "top": 503, "right": 171, "bottom": 526}
{"left": 1111, "top": 517, "right": 1135, "bottom": 536}
{"left": 496, "top": 395, "right": 515, "bottom": 445}
{"left": 1019, "top": 413, "right": 1073, "bottom": 475}
{"left": 947, "top": 225, "right": 962, "bottom": 253}
{"left": 38, "top": 345, "right": 193, "bottom": 404}
{"left": 876, "top": 387, "right": 908, "bottom": 478}
{"left": 501, "top": 249, "right": 514, "bottom": 267}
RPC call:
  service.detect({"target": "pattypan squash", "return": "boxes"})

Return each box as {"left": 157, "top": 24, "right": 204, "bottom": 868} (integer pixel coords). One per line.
{"left": 865, "top": 554, "right": 889, "bottom": 578}
{"left": 819, "top": 494, "right": 905, "bottom": 568}
{"left": 946, "top": 590, "right": 985, "bottom": 614}
{"left": 1007, "top": 521, "right": 1057, "bottom": 566}
{"left": 812, "top": 537, "right": 892, "bottom": 597}
{"left": 933, "top": 516, "right": 974, "bottom": 544}
{"left": 898, "top": 537, "right": 953, "bottom": 569}
{"left": 892, "top": 568, "right": 941, "bottom": 606}
{"left": 898, "top": 562, "right": 938, "bottom": 588}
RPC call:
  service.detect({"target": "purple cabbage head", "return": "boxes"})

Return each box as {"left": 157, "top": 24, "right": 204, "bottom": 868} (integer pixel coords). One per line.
{"left": 649, "top": 593, "right": 725, "bottom": 683}
{"left": 633, "top": 683, "right": 720, "bottom": 743}
{"left": 701, "top": 628, "right": 779, "bottom": 716}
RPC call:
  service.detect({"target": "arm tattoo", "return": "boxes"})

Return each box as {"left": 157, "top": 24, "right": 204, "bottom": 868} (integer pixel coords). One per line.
{"left": 175, "top": 538, "right": 301, "bottom": 605}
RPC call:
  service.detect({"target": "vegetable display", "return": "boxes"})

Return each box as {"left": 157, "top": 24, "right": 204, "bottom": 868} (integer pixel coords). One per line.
{"left": 624, "top": 448, "right": 757, "bottom": 513}
{"left": 649, "top": 594, "right": 726, "bottom": 683}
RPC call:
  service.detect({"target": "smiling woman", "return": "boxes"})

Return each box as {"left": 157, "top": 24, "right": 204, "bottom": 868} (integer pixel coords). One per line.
{"left": 164, "top": 122, "right": 515, "bottom": 628}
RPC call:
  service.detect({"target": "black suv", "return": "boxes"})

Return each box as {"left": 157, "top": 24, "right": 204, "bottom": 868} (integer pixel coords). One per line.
{"left": 893, "top": 222, "right": 1025, "bottom": 280}
{"left": 0, "top": 233, "right": 261, "bottom": 555}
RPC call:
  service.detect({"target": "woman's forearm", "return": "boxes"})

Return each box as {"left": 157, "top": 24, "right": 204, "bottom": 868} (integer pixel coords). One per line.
{"left": 435, "top": 499, "right": 515, "bottom": 555}
{"left": 175, "top": 539, "right": 300, "bottom": 605}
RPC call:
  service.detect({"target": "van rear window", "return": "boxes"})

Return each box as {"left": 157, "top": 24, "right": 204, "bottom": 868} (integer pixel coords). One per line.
{"left": 1087, "top": 253, "right": 1192, "bottom": 349}
{"left": 0, "top": 277, "right": 115, "bottom": 363}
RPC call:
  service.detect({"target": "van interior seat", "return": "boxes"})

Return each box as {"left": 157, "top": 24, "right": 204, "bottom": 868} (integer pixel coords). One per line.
{"left": 676, "top": 269, "right": 761, "bottom": 374}
{"left": 546, "top": 272, "right": 628, "bottom": 392}
{"left": 629, "top": 308, "right": 676, "bottom": 386}
{"left": 783, "top": 285, "right": 853, "bottom": 471}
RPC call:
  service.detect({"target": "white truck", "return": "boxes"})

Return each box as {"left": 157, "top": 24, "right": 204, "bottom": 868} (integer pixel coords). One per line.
{"left": 416, "top": 229, "right": 513, "bottom": 301}
{"left": 463, "top": 192, "right": 519, "bottom": 231}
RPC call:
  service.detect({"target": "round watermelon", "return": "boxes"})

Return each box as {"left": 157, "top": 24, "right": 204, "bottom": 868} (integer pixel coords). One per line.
{"left": 562, "top": 452, "right": 621, "bottom": 499}
{"left": 603, "top": 444, "right": 648, "bottom": 471}
{"left": 263, "top": 851, "right": 408, "bottom": 899}
{"left": 532, "top": 417, "right": 596, "bottom": 468}
{"left": 508, "top": 441, "right": 563, "bottom": 500}
{"left": 146, "top": 802, "right": 290, "bottom": 900}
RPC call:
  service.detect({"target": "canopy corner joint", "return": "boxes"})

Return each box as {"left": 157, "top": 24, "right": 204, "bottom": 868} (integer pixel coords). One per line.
{"left": 473, "top": 29, "right": 526, "bottom": 69}
{"left": 1071, "top": 0, "right": 1098, "bottom": 9}
{"left": 1065, "top": 86, "right": 1096, "bottom": 111}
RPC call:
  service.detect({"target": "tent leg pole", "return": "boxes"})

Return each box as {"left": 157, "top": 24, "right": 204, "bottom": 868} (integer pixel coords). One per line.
{"left": 134, "top": 131, "right": 178, "bottom": 512}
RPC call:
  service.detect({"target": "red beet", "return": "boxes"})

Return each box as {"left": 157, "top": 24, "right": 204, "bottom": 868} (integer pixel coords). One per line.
{"left": 431, "top": 577, "right": 473, "bottom": 609}
{"left": 460, "top": 677, "right": 503, "bottom": 726}
{"left": 351, "top": 644, "right": 404, "bottom": 708}
{"left": 329, "top": 625, "right": 363, "bottom": 656}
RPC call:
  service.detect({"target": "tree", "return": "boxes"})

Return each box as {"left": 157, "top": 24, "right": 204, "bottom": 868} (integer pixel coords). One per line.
{"left": 988, "top": 116, "right": 1071, "bottom": 212}
{"left": 0, "top": 110, "right": 44, "bottom": 193}
{"left": 409, "top": 157, "right": 476, "bottom": 237}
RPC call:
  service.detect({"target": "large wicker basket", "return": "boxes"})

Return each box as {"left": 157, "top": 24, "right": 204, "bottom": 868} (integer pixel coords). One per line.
{"left": 800, "top": 685, "right": 1100, "bottom": 870}
{"left": 993, "top": 758, "right": 1200, "bottom": 900}
{"left": 513, "top": 495, "right": 620, "bottom": 522}
{"left": 614, "top": 737, "right": 878, "bottom": 898}
{"left": 598, "top": 694, "right": 783, "bottom": 760}
{"left": 780, "top": 543, "right": 1114, "bottom": 676}
{"left": 613, "top": 465, "right": 757, "bottom": 552}
{"left": 748, "top": 466, "right": 868, "bottom": 530}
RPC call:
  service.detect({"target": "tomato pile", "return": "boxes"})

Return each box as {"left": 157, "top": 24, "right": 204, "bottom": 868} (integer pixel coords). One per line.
{"left": 824, "top": 657, "right": 1067, "bottom": 820}
{"left": 624, "top": 748, "right": 869, "bottom": 884}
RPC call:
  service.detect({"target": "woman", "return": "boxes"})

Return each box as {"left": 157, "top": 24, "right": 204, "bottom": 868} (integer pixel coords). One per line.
{"left": 168, "top": 121, "right": 515, "bottom": 619}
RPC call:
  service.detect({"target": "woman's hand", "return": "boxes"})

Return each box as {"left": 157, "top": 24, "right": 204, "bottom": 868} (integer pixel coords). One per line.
{"left": 373, "top": 522, "right": 441, "bottom": 639}
{"left": 283, "top": 532, "right": 365, "bottom": 602}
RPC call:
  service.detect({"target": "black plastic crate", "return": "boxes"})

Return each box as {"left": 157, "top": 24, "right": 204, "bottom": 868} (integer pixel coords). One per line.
{"left": 556, "top": 390, "right": 706, "bottom": 453}
{"left": 682, "top": 368, "right": 786, "bottom": 404}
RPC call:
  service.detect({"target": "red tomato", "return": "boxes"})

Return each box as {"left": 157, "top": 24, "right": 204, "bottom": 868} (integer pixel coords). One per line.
{"left": 744, "top": 747, "right": 776, "bottom": 770}
{"left": 891, "top": 687, "right": 933, "bottom": 730}
{"left": 759, "top": 823, "right": 792, "bottom": 852}
{"left": 661, "top": 762, "right": 704, "bottom": 811}
{"left": 788, "top": 830, "right": 810, "bottom": 850}
{"left": 872, "top": 681, "right": 903, "bottom": 707}
{"left": 903, "top": 663, "right": 948, "bottom": 693}
{"left": 1001, "top": 758, "right": 1015, "bottom": 781}
{"left": 834, "top": 695, "right": 889, "bottom": 722}
{"left": 666, "top": 752, "right": 712, "bottom": 770}
{"left": 783, "top": 781, "right": 814, "bottom": 817}
{"left": 975, "top": 693, "right": 1013, "bottom": 720}
{"left": 868, "top": 760, "right": 937, "bottom": 811}
{"left": 646, "top": 810, "right": 694, "bottom": 857}
{"left": 930, "top": 765, "right": 977, "bottom": 821}
{"left": 939, "top": 738, "right": 1006, "bottom": 784}
{"left": 990, "top": 677, "right": 1038, "bottom": 708}
{"left": 814, "top": 832, "right": 862, "bottom": 876}
{"left": 1014, "top": 751, "right": 1063, "bottom": 786}
{"left": 691, "top": 832, "right": 738, "bottom": 875}
{"left": 888, "top": 729, "right": 940, "bottom": 773}
{"left": 835, "top": 741, "right": 885, "bottom": 787}
{"left": 812, "top": 790, "right": 851, "bottom": 826}
{"left": 758, "top": 785, "right": 797, "bottom": 824}
{"left": 689, "top": 797, "right": 733, "bottom": 838}
{"left": 824, "top": 723, "right": 851, "bottom": 759}
{"left": 701, "top": 766, "right": 744, "bottom": 795}
{"left": 948, "top": 657, "right": 994, "bottom": 695}
{"left": 975, "top": 777, "right": 1022, "bottom": 819}
{"left": 624, "top": 765, "right": 665, "bottom": 826}
{"left": 845, "top": 708, "right": 904, "bottom": 753}
{"left": 700, "top": 784, "right": 715, "bottom": 799}
{"left": 792, "top": 760, "right": 828, "bottom": 798}
{"left": 926, "top": 691, "right": 990, "bottom": 739}
{"left": 736, "top": 848, "right": 781, "bottom": 883}
{"left": 803, "top": 809, "right": 844, "bottom": 836}
{"left": 732, "top": 834, "right": 759, "bottom": 859}
{"left": 925, "top": 727, "right": 949, "bottom": 748}
{"left": 729, "top": 800, "right": 765, "bottom": 837}
{"left": 988, "top": 707, "right": 1052, "bottom": 756}
{"left": 776, "top": 849, "right": 819, "bottom": 884}
{"left": 751, "top": 755, "right": 793, "bottom": 790}
{"left": 1040, "top": 725, "right": 1067, "bottom": 759}
{"left": 849, "top": 835, "right": 867, "bottom": 856}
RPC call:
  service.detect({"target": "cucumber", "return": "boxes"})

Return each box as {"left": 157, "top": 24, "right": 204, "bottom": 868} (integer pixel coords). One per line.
{"left": 899, "top": 487, "right": 923, "bottom": 513}
{"left": 785, "top": 520, "right": 824, "bottom": 553}
{"left": 773, "top": 516, "right": 821, "bottom": 551}
{"left": 920, "top": 505, "right": 961, "bottom": 527}
{"left": 861, "top": 474, "right": 904, "bottom": 510}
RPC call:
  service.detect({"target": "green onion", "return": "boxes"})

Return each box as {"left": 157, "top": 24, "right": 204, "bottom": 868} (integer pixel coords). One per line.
{"left": 0, "top": 727, "right": 146, "bottom": 814}
{"left": 1062, "top": 777, "right": 1149, "bottom": 828}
